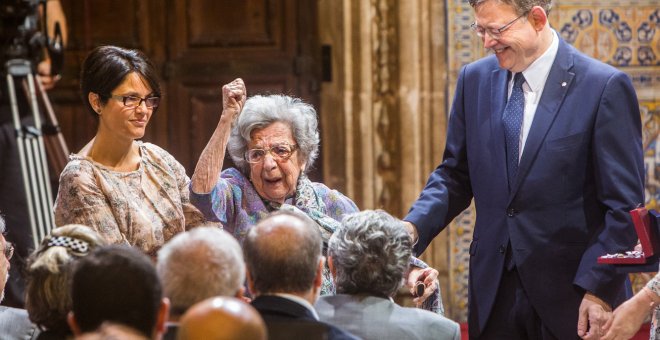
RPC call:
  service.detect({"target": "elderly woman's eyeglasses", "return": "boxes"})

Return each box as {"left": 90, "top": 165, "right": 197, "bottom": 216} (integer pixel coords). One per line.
{"left": 470, "top": 12, "right": 528, "bottom": 39}
{"left": 2, "top": 242, "right": 14, "bottom": 260}
{"left": 245, "top": 144, "right": 298, "bottom": 163}
{"left": 110, "top": 94, "right": 160, "bottom": 109}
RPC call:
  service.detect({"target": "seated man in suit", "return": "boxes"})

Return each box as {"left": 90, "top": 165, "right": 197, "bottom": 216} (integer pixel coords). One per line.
{"left": 67, "top": 245, "right": 170, "bottom": 340}
{"left": 178, "top": 296, "right": 266, "bottom": 340}
{"left": 0, "top": 215, "right": 38, "bottom": 340}
{"left": 156, "top": 226, "right": 245, "bottom": 340}
{"left": 243, "top": 211, "right": 359, "bottom": 340}
{"left": 316, "top": 210, "right": 461, "bottom": 340}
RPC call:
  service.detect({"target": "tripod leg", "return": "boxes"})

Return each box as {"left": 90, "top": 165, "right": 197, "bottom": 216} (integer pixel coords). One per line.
{"left": 25, "top": 73, "right": 55, "bottom": 239}
{"left": 24, "top": 137, "right": 46, "bottom": 243}
{"left": 6, "top": 69, "right": 40, "bottom": 249}
{"left": 34, "top": 75, "right": 70, "bottom": 176}
{"left": 6, "top": 59, "right": 57, "bottom": 248}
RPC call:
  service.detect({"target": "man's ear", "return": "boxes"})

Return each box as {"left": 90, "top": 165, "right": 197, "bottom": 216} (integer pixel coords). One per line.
{"left": 155, "top": 297, "right": 170, "bottom": 337}
{"left": 67, "top": 311, "right": 82, "bottom": 336}
{"left": 313, "top": 256, "right": 325, "bottom": 290}
{"left": 328, "top": 256, "right": 337, "bottom": 280}
{"left": 246, "top": 269, "right": 258, "bottom": 297}
{"left": 529, "top": 6, "right": 548, "bottom": 30}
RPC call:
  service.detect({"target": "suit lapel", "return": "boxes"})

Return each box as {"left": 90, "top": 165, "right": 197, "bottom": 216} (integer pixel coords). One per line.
{"left": 509, "top": 39, "right": 575, "bottom": 198}
{"left": 491, "top": 68, "right": 510, "bottom": 186}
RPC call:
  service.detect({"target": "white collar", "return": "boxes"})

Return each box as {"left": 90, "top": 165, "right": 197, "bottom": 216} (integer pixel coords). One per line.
{"left": 520, "top": 29, "right": 559, "bottom": 92}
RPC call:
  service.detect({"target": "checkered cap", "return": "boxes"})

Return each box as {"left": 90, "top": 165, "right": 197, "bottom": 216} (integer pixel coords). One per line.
{"left": 46, "top": 236, "right": 90, "bottom": 254}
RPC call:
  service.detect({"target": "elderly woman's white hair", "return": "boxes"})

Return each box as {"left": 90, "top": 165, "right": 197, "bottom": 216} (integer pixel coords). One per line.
{"left": 227, "top": 94, "right": 320, "bottom": 174}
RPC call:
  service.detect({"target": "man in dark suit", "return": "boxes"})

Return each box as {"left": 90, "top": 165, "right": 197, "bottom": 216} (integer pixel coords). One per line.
{"left": 0, "top": 215, "right": 38, "bottom": 339}
{"left": 243, "top": 211, "right": 360, "bottom": 340}
{"left": 404, "top": 0, "right": 644, "bottom": 339}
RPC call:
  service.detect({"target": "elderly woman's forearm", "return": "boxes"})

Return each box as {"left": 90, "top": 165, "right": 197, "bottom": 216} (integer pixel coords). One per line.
{"left": 191, "top": 118, "right": 233, "bottom": 193}
{"left": 192, "top": 79, "right": 246, "bottom": 193}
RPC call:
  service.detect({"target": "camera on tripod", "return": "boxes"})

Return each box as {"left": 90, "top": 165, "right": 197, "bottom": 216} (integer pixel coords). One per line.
{"left": 1, "top": 0, "right": 67, "bottom": 248}
{"left": 0, "top": 0, "right": 63, "bottom": 76}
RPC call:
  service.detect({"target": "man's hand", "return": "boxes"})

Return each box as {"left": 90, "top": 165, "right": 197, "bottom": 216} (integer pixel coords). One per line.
{"left": 407, "top": 266, "right": 438, "bottom": 307}
{"left": 37, "top": 59, "right": 61, "bottom": 91}
{"left": 577, "top": 292, "right": 612, "bottom": 339}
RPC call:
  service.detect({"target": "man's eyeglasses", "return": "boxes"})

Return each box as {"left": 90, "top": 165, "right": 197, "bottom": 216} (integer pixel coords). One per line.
{"left": 245, "top": 144, "right": 298, "bottom": 163}
{"left": 110, "top": 95, "right": 160, "bottom": 109}
{"left": 470, "top": 12, "right": 528, "bottom": 39}
{"left": 2, "top": 242, "right": 14, "bottom": 260}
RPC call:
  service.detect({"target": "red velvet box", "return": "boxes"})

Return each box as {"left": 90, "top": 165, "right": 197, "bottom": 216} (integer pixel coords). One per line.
{"left": 597, "top": 207, "right": 659, "bottom": 265}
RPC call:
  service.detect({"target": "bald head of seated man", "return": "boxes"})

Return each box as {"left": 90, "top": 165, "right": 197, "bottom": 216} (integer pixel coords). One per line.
{"left": 177, "top": 296, "right": 266, "bottom": 340}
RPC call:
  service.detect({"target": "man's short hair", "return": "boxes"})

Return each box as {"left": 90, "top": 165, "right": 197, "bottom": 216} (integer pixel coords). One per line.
{"left": 157, "top": 226, "right": 245, "bottom": 316}
{"left": 330, "top": 210, "right": 412, "bottom": 296}
{"left": 70, "top": 245, "right": 162, "bottom": 337}
{"left": 468, "top": 0, "right": 552, "bottom": 14}
{"left": 243, "top": 210, "right": 322, "bottom": 294}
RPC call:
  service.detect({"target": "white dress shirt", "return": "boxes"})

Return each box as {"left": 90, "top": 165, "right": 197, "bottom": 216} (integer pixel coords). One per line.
{"left": 509, "top": 29, "right": 560, "bottom": 161}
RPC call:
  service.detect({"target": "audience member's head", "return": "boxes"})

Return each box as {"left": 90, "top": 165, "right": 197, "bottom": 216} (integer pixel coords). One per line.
{"left": 157, "top": 226, "right": 245, "bottom": 318}
{"left": 330, "top": 210, "right": 412, "bottom": 297}
{"left": 0, "top": 215, "right": 12, "bottom": 302}
{"left": 243, "top": 210, "right": 323, "bottom": 298}
{"left": 25, "top": 224, "right": 107, "bottom": 334}
{"left": 68, "top": 245, "right": 169, "bottom": 339}
{"left": 177, "top": 296, "right": 267, "bottom": 340}
{"left": 74, "top": 322, "right": 149, "bottom": 340}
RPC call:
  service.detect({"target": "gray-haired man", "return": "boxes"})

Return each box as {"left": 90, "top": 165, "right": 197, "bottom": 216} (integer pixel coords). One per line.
{"left": 316, "top": 210, "right": 460, "bottom": 340}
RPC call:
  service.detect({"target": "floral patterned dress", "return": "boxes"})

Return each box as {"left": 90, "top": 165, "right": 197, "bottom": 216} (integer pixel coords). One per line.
{"left": 54, "top": 141, "right": 207, "bottom": 256}
{"left": 648, "top": 272, "right": 660, "bottom": 340}
{"left": 190, "top": 168, "right": 356, "bottom": 246}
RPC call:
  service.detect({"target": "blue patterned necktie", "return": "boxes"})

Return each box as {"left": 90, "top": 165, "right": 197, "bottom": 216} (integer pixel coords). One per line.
{"left": 503, "top": 72, "right": 525, "bottom": 190}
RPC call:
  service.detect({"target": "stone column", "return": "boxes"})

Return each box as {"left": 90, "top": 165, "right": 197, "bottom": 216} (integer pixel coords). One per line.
{"left": 318, "top": 0, "right": 451, "bottom": 313}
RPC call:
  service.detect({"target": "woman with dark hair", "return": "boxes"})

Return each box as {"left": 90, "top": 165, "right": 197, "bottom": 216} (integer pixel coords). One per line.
{"left": 53, "top": 45, "right": 206, "bottom": 256}
{"left": 25, "top": 224, "right": 107, "bottom": 339}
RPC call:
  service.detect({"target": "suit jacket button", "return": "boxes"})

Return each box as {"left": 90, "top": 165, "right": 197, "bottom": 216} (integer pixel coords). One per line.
{"left": 498, "top": 245, "right": 505, "bottom": 254}
{"left": 507, "top": 208, "right": 517, "bottom": 217}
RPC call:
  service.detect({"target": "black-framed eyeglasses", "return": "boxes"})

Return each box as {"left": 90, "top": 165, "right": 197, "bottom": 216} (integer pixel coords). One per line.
{"left": 2, "top": 242, "right": 14, "bottom": 260}
{"left": 245, "top": 143, "right": 298, "bottom": 163}
{"left": 110, "top": 94, "right": 160, "bottom": 109}
{"left": 470, "top": 12, "right": 528, "bottom": 39}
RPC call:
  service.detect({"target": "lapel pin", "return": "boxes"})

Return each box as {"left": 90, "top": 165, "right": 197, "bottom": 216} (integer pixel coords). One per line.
{"left": 561, "top": 82, "right": 567, "bottom": 87}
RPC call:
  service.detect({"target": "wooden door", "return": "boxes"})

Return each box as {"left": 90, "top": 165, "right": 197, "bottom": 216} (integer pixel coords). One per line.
{"left": 51, "top": 0, "right": 321, "bottom": 178}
